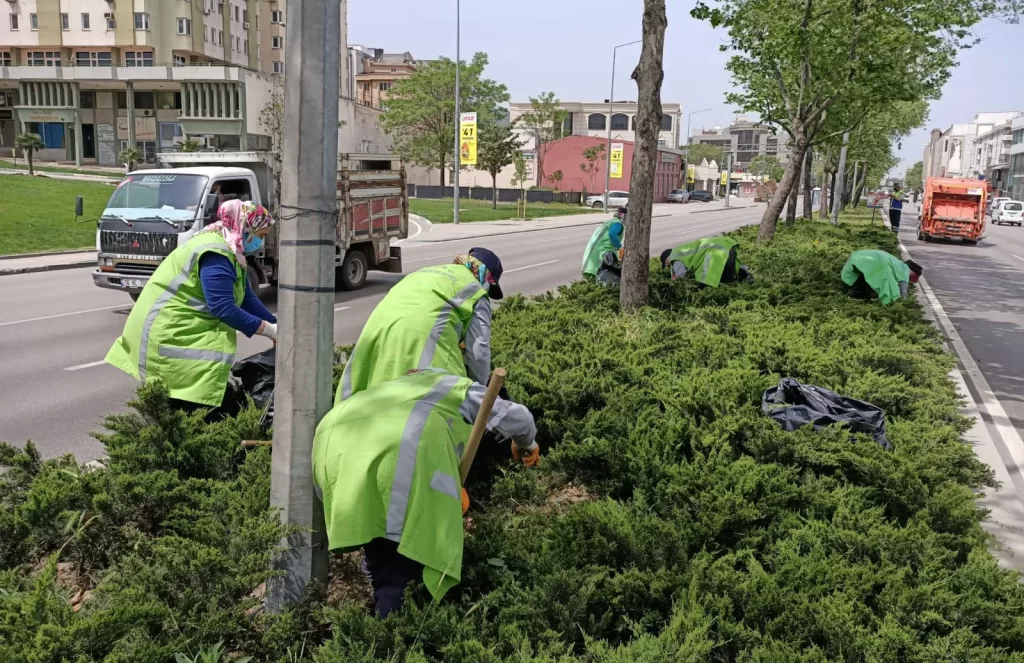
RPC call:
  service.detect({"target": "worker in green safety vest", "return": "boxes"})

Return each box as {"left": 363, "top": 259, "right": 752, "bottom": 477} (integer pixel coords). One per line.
{"left": 581, "top": 206, "right": 626, "bottom": 279}
{"left": 841, "top": 250, "right": 922, "bottom": 305}
{"left": 659, "top": 236, "right": 752, "bottom": 287}
{"left": 106, "top": 200, "right": 278, "bottom": 411}
{"left": 313, "top": 368, "right": 541, "bottom": 617}
{"left": 337, "top": 247, "right": 505, "bottom": 404}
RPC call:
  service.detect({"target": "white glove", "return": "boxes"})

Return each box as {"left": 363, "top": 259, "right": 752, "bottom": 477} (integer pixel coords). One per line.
{"left": 258, "top": 322, "right": 278, "bottom": 341}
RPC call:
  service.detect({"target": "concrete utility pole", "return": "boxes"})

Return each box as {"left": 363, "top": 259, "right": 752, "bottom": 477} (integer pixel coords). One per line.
{"left": 267, "top": 0, "right": 340, "bottom": 612}
{"left": 724, "top": 153, "right": 733, "bottom": 208}
{"left": 831, "top": 131, "right": 850, "bottom": 225}
{"left": 604, "top": 40, "right": 641, "bottom": 212}
{"left": 452, "top": 0, "right": 461, "bottom": 225}
{"left": 850, "top": 160, "right": 860, "bottom": 206}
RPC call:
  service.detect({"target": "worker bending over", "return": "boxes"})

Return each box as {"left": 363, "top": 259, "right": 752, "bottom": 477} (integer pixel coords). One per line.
{"left": 337, "top": 248, "right": 504, "bottom": 403}
{"left": 841, "top": 249, "right": 922, "bottom": 304}
{"left": 582, "top": 206, "right": 626, "bottom": 280}
{"left": 659, "top": 236, "right": 752, "bottom": 287}
{"left": 106, "top": 200, "right": 277, "bottom": 413}
{"left": 313, "top": 368, "right": 540, "bottom": 617}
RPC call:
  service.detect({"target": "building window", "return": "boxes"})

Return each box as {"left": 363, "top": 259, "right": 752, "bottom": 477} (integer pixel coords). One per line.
{"left": 134, "top": 13, "right": 150, "bottom": 30}
{"left": 133, "top": 91, "right": 155, "bottom": 109}
{"left": 273, "top": 61, "right": 284, "bottom": 74}
{"left": 27, "top": 51, "right": 62, "bottom": 67}
{"left": 30, "top": 13, "right": 38, "bottom": 30}
{"left": 60, "top": 13, "right": 69, "bottom": 30}
{"left": 9, "top": 14, "right": 18, "bottom": 31}
{"left": 217, "top": 30, "right": 223, "bottom": 45}
{"left": 243, "top": 41, "right": 248, "bottom": 55}
{"left": 611, "top": 113, "right": 629, "bottom": 131}
{"left": 255, "top": 16, "right": 259, "bottom": 29}
{"left": 235, "top": 36, "right": 241, "bottom": 52}
{"left": 81, "top": 13, "right": 91, "bottom": 30}
{"left": 391, "top": 67, "right": 396, "bottom": 73}
{"left": 177, "top": 18, "right": 191, "bottom": 35}
{"left": 588, "top": 113, "right": 606, "bottom": 131}
{"left": 218, "top": 1, "right": 224, "bottom": 15}
{"left": 235, "top": 5, "right": 240, "bottom": 21}
{"left": 243, "top": 9, "right": 249, "bottom": 23}
{"left": 79, "top": 90, "right": 95, "bottom": 108}
{"left": 379, "top": 82, "right": 392, "bottom": 91}
{"left": 174, "top": 55, "right": 187, "bottom": 66}
{"left": 660, "top": 114, "right": 672, "bottom": 131}
{"left": 271, "top": 10, "right": 282, "bottom": 23}
{"left": 157, "top": 91, "right": 182, "bottom": 109}
{"left": 944, "top": 139, "right": 948, "bottom": 152}
{"left": 104, "top": 13, "right": 116, "bottom": 30}
{"left": 204, "top": 26, "right": 208, "bottom": 42}
{"left": 272, "top": 36, "right": 283, "bottom": 49}
{"left": 75, "top": 51, "right": 113, "bottom": 67}
{"left": 124, "top": 51, "right": 154, "bottom": 67}
{"left": 0, "top": 52, "right": 12, "bottom": 66}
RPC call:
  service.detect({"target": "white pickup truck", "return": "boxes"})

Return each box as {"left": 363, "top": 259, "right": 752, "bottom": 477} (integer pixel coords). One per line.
{"left": 87, "top": 151, "right": 407, "bottom": 300}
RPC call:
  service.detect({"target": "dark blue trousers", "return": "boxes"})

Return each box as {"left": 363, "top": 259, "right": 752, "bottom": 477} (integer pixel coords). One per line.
{"left": 362, "top": 538, "right": 423, "bottom": 617}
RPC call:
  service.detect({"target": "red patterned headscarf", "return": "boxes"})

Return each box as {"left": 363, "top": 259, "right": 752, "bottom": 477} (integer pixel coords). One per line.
{"left": 200, "top": 199, "right": 275, "bottom": 265}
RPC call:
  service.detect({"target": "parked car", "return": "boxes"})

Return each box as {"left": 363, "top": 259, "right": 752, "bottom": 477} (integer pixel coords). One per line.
{"left": 688, "top": 190, "right": 714, "bottom": 203}
{"left": 992, "top": 200, "right": 1023, "bottom": 226}
{"left": 667, "top": 189, "right": 690, "bottom": 203}
{"left": 585, "top": 191, "right": 629, "bottom": 210}
{"left": 988, "top": 196, "right": 1010, "bottom": 215}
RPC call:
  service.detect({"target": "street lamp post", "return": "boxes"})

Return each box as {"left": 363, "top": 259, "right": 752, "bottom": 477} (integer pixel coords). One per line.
{"left": 603, "top": 40, "right": 641, "bottom": 212}
{"left": 453, "top": 0, "right": 461, "bottom": 224}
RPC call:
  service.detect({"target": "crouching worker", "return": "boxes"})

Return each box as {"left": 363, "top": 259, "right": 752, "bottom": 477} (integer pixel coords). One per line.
{"left": 105, "top": 200, "right": 277, "bottom": 413}
{"left": 582, "top": 206, "right": 626, "bottom": 281}
{"left": 841, "top": 250, "right": 922, "bottom": 304}
{"left": 659, "top": 236, "right": 752, "bottom": 287}
{"left": 313, "top": 368, "right": 540, "bottom": 617}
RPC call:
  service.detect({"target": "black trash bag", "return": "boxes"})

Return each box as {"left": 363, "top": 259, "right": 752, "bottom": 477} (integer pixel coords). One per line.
{"left": 595, "top": 251, "right": 621, "bottom": 287}
{"left": 230, "top": 348, "right": 276, "bottom": 426}
{"left": 761, "top": 377, "right": 890, "bottom": 450}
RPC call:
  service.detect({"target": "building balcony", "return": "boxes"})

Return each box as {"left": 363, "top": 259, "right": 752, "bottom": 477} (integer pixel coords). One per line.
{"left": 1, "top": 64, "right": 248, "bottom": 84}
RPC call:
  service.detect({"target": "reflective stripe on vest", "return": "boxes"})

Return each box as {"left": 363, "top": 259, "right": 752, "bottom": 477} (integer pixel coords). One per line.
{"left": 138, "top": 240, "right": 231, "bottom": 382}
{"left": 417, "top": 281, "right": 485, "bottom": 371}
{"left": 386, "top": 373, "right": 462, "bottom": 541}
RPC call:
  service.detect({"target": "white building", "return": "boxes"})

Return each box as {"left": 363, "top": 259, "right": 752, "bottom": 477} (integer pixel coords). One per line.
{"left": 922, "top": 112, "right": 1023, "bottom": 180}
{"left": 508, "top": 100, "right": 682, "bottom": 150}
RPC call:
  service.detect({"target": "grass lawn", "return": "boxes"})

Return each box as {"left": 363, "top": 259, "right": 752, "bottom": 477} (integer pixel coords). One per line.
{"left": 0, "top": 175, "right": 115, "bottom": 255}
{"left": 410, "top": 197, "right": 596, "bottom": 224}
{"left": 0, "top": 159, "right": 121, "bottom": 177}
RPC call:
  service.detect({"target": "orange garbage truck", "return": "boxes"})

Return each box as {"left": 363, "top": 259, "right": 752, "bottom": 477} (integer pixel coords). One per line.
{"left": 917, "top": 177, "right": 987, "bottom": 244}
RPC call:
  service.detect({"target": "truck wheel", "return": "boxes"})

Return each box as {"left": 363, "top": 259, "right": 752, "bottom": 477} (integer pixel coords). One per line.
{"left": 339, "top": 250, "right": 368, "bottom": 291}
{"left": 247, "top": 264, "right": 261, "bottom": 294}
{"left": 917, "top": 230, "right": 924, "bottom": 241}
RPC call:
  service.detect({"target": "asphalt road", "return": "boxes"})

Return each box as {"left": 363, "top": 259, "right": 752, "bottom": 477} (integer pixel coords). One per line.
{"left": 0, "top": 202, "right": 763, "bottom": 461}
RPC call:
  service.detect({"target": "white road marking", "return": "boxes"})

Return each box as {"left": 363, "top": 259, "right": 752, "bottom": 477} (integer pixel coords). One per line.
{"left": 1012, "top": 254, "right": 1024, "bottom": 263}
{"left": 64, "top": 360, "right": 108, "bottom": 372}
{"left": 403, "top": 254, "right": 452, "bottom": 265}
{"left": 396, "top": 217, "right": 424, "bottom": 245}
{"left": 523, "top": 234, "right": 578, "bottom": 246}
{"left": 0, "top": 304, "right": 126, "bottom": 328}
{"left": 333, "top": 305, "right": 351, "bottom": 312}
{"left": 505, "top": 259, "right": 559, "bottom": 274}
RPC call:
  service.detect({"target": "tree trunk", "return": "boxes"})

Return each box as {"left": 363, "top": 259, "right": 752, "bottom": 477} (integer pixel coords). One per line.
{"left": 829, "top": 169, "right": 837, "bottom": 212}
{"left": 785, "top": 151, "right": 803, "bottom": 226}
{"left": 536, "top": 140, "right": 545, "bottom": 188}
{"left": 439, "top": 155, "right": 446, "bottom": 188}
{"left": 757, "top": 131, "right": 806, "bottom": 241}
{"left": 619, "top": 0, "right": 666, "bottom": 313}
{"left": 27, "top": 151, "right": 34, "bottom": 176}
{"left": 802, "top": 150, "right": 814, "bottom": 219}
{"left": 852, "top": 162, "right": 867, "bottom": 208}
{"left": 492, "top": 172, "right": 498, "bottom": 209}
{"left": 819, "top": 171, "right": 830, "bottom": 219}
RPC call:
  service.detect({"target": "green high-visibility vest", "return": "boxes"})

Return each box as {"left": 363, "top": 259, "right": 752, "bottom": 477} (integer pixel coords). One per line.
{"left": 105, "top": 232, "right": 244, "bottom": 405}
{"left": 336, "top": 264, "right": 486, "bottom": 404}
{"left": 581, "top": 219, "right": 618, "bottom": 277}
{"left": 314, "top": 369, "right": 473, "bottom": 601}
{"left": 841, "top": 250, "right": 910, "bottom": 305}
{"left": 667, "top": 236, "right": 739, "bottom": 287}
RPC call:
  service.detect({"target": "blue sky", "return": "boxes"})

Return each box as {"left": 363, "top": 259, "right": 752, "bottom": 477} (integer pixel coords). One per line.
{"left": 349, "top": 1, "right": 1023, "bottom": 177}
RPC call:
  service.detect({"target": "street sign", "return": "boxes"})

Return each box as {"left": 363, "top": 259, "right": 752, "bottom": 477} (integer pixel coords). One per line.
{"left": 610, "top": 142, "right": 624, "bottom": 179}
{"left": 459, "top": 112, "right": 477, "bottom": 166}
{"left": 866, "top": 192, "right": 885, "bottom": 209}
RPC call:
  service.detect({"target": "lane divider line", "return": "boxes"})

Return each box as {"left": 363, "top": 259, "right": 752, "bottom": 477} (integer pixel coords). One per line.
{"left": 0, "top": 304, "right": 126, "bottom": 328}
{"left": 65, "top": 360, "right": 108, "bottom": 372}
{"left": 504, "top": 259, "right": 559, "bottom": 274}
{"left": 334, "top": 305, "right": 352, "bottom": 312}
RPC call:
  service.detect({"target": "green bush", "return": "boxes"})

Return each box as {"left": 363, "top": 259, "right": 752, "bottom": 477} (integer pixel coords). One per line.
{"left": 3, "top": 220, "right": 1022, "bottom": 661}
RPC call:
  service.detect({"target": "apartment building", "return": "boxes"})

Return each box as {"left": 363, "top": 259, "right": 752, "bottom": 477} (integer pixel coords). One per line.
{"left": 0, "top": 1, "right": 363, "bottom": 165}
{"left": 921, "top": 112, "right": 1022, "bottom": 181}
{"left": 688, "top": 118, "right": 792, "bottom": 170}
{"left": 508, "top": 100, "right": 682, "bottom": 151}
{"left": 1008, "top": 115, "right": 1024, "bottom": 202}
{"left": 352, "top": 48, "right": 418, "bottom": 108}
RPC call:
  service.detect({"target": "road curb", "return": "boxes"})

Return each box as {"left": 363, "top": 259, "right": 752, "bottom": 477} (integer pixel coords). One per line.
{"left": 690, "top": 204, "right": 759, "bottom": 215}
{"left": 0, "top": 260, "right": 95, "bottom": 276}
{"left": 0, "top": 248, "right": 93, "bottom": 261}
{"left": 905, "top": 243, "right": 1024, "bottom": 572}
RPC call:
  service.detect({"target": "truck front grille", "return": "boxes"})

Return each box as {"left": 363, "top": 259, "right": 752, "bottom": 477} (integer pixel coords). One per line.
{"left": 100, "top": 230, "right": 178, "bottom": 258}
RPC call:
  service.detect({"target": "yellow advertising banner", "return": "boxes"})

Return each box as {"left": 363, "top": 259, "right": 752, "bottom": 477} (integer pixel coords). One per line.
{"left": 720, "top": 171, "right": 728, "bottom": 185}
{"left": 459, "top": 112, "right": 478, "bottom": 166}
{"left": 687, "top": 165, "right": 696, "bottom": 184}
{"left": 609, "top": 142, "right": 624, "bottom": 179}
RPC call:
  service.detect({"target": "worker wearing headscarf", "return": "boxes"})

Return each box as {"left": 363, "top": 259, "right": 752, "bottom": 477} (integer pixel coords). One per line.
{"left": 841, "top": 250, "right": 922, "bottom": 304}
{"left": 660, "top": 236, "right": 752, "bottom": 287}
{"left": 582, "top": 206, "right": 626, "bottom": 278}
{"left": 314, "top": 368, "right": 540, "bottom": 618}
{"left": 337, "top": 247, "right": 505, "bottom": 404}
{"left": 106, "top": 200, "right": 278, "bottom": 410}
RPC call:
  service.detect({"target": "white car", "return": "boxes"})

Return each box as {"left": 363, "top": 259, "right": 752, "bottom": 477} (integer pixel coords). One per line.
{"left": 988, "top": 196, "right": 1010, "bottom": 215}
{"left": 585, "top": 191, "right": 629, "bottom": 210}
{"left": 992, "top": 200, "right": 1023, "bottom": 226}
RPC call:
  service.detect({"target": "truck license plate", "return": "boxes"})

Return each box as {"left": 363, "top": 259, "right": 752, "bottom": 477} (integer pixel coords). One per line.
{"left": 122, "top": 278, "right": 146, "bottom": 289}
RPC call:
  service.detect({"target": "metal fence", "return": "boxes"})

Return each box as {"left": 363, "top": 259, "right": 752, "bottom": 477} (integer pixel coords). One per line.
{"left": 407, "top": 184, "right": 582, "bottom": 205}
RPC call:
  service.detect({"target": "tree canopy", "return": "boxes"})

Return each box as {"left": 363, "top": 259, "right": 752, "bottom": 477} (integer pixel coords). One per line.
{"left": 905, "top": 161, "right": 924, "bottom": 191}
{"left": 518, "top": 92, "right": 569, "bottom": 187}
{"left": 476, "top": 120, "right": 524, "bottom": 207}
{"left": 684, "top": 143, "right": 726, "bottom": 166}
{"left": 380, "top": 53, "right": 508, "bottom": 187}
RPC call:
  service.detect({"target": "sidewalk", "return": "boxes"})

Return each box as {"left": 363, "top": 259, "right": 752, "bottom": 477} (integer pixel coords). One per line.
{"left": 0, "top": 250, "right": 95, "bottom": 276}
{"left": 0, "top": 169, "right": 120, "bottom": 184}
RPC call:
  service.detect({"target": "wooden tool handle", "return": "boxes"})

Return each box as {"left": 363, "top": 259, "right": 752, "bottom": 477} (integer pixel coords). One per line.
{"left": 458, "top": 368, "right": 506, "bottom": 483}
{"left": 241, "top": 440, "right": 272, "bottom": 448}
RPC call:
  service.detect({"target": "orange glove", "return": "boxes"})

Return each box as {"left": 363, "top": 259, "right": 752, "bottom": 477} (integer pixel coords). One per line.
{"left": 617, "top": 247, "right": 624, "bottom": 262}
{"left": 461, "top": 487, "right": 470, "bottom": 515}
{"left": 511, "top": 442, "right": 541, "bottom": 467}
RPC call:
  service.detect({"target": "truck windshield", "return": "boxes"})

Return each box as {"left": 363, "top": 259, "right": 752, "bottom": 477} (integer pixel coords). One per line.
{"left": 104, "top": 174, "right": 208, "bottom": 221}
